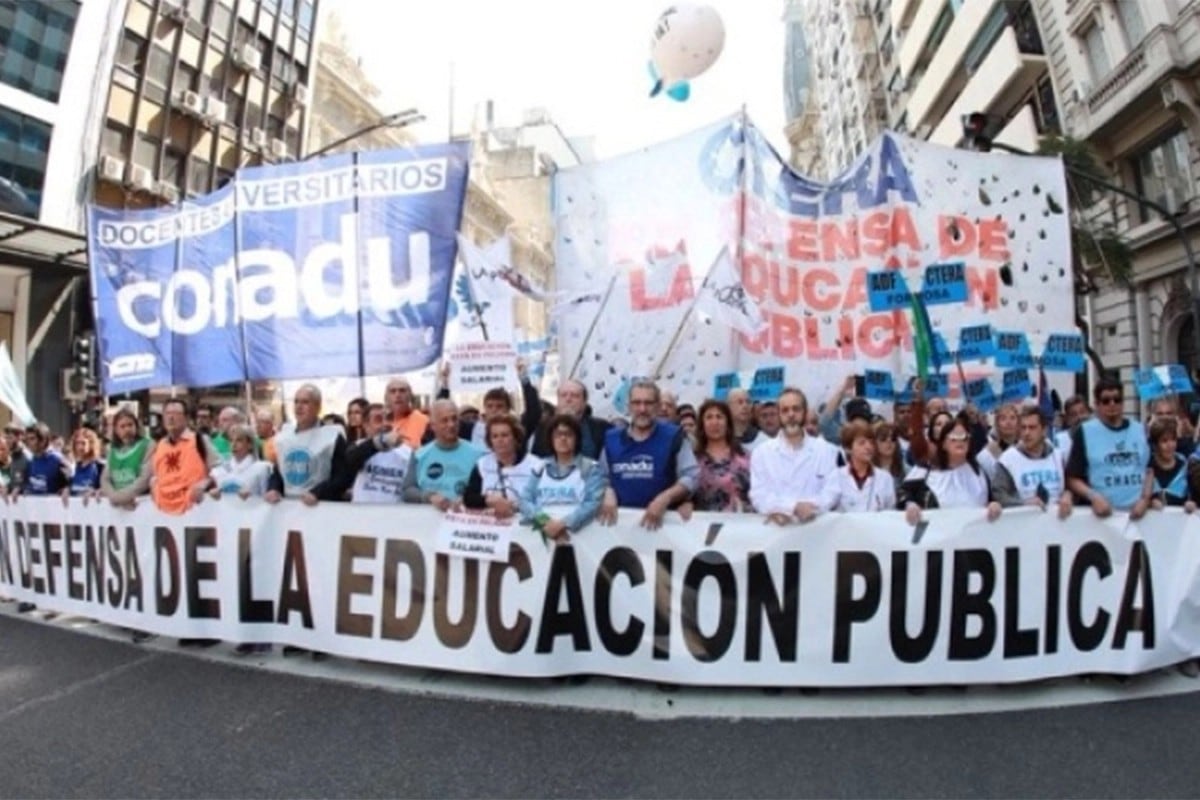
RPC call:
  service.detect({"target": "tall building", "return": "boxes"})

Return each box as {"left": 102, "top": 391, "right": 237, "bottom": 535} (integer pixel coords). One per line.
{"left": 786, "top": 0, "right": 892, "bottom": 178}
{"left": 1034, "top": 0, "right": 1200, "bottom": 389}
{"left": 782, "top": 0, "right": 824, "bottom": 177}
{"left": 891, "top": 0, "right": 1057, "bottom": 150}
{"left": 93, "top": 0, "right": 320, "bottom": 213}
{"left": 305, "top": 11, "right": 416, "bottom": 157}
{"left": 0, "top": 0, "right": 128, "bottom": 432}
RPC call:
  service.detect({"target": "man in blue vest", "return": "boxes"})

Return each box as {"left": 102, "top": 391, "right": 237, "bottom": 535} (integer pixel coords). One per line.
{"left": 1066, "top": 377, "right": 1149, "bottom": 516}
{"left": 597, "top": 380, "right": 697, "bottom": 530}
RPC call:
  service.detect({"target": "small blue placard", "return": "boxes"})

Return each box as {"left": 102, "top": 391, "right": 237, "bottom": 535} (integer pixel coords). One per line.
{"left": 994, "top": 330, "right": 1036, "bottom": 369}
{"left": 1135, "top": 364, "right": 1194, "bottom": 401}
{"left": 932, "top": 331, "right": 955, "bottom": 366}
{"left": 866, "top": 270, "right": 914, "bottom": 313}
{"left": 712, "top": 371, "right": 740, "bottom": 402}
{"left": 924, "top": 373, "right": 950, "bottom": 399}
{"left": 749, "top": 365, "right": 786, "bottom": 403}
{"left": 894, "top": 376, "right": 918, "bottom": 405}
{"left": 920, "top": 261, "right": 968, "bottom": 306}
{"left": 863, "top": 370, "right": 895, "bottom": 401}
{"left": 1000, "top": 368, "right": 1033, "bottom": 404}
{"left": 957, "top": 324, "right": 995, "bottom": 361}
{"left": 1040, "top": 333, "right": 1085, "bottom": 373}
{"left": 963, "top": 376, "right": 998, "bottom": 412}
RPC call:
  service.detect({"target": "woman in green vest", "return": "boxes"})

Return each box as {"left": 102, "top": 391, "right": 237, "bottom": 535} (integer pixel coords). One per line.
{"left": 99, "top": 407, "right": 152, "bottom": 509}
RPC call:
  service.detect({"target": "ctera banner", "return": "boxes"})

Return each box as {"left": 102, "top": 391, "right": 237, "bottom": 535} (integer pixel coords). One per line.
{"left": 0, "top": 497, "right": 1194, "bottom": 687}
{"left": 554, "top": 113, "right": 1075, "bottom": 418}
{"left": 87, "top": 144, "right": 470, "bottom": 394}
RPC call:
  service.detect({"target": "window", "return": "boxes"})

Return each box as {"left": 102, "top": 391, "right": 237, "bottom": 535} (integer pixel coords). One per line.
{"left": 117, "top": 31, "right": 147, "bottom": 73}
{"left": 162, "top": 147, "right": 185, "bottom": 186}
{"left": 1116, "top": 1, "right": 1145, "bottom": 49}
{"left": 1132, "top": 129, "right": 1195, "bottom": 222}
{"left": 188, "top": 158, "right": 211, "bottom": 194}
{"left": 173, "top": 62, "right": 197, "bottom": 95}
{"left": 186, "top": 0, "right": 208, "bottom": 23}
{"left": 101, "top": 121, "right": 132, "bottom": 157}
{"left": 133, "top": 135, "right": 160, "bottom": 169}
{"left": 0, "top": 0, "right": 80, "bottom": 102}
{"left": 210, "top": 2, "right": 232, "bottom": 39}
{"left": 1034, "top": 74, "right": 1060, "bottom": 134}
{"left": 297, "top": 0, "right": 314, "bottom": 38}
{"left": 146, "top": 45, "right": 172, "bottom": 87}
{"left": 1083, "top": 24, "right": 1110, "bottom": 80}
{"left": 0, "top": 107, "right": 50, "bottom": 215}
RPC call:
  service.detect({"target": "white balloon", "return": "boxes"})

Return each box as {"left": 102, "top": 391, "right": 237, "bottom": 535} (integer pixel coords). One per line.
{"left": 650, "top": 4, "right": 725, "bottom": 86}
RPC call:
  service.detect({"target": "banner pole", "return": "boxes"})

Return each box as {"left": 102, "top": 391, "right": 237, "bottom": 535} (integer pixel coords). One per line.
{"left": 652, "top": 286, "right": 703, "bottom": 381}
{"left": 566, "top": 271, "right": 619, "bottom": 381}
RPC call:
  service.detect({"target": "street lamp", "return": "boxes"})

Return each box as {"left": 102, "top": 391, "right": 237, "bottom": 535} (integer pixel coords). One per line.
{"left": 961, "top": 111, "right": 1200, "bottom": 378}
{"left": 305, "top": 108, "right": 426, "bottom": 160}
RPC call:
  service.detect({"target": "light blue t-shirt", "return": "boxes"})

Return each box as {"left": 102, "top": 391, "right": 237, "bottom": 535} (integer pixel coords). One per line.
{"left": 412, "top": 440, "right": 484, "bottom": 499}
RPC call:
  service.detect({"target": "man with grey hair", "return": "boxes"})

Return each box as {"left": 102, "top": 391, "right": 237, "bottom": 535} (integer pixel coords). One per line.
{"left": 598, "top": 379, "right": 698, "bottom": 530}
{"left": 265, "top": 384, "right": 350, "bottom": 506}
{"left": 402, "top": 398, "right": 483, "bottom": 510}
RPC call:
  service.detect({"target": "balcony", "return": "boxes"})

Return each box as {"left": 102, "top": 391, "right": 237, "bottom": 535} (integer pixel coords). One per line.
{"left": 1077, "top": 20, "right": 1197, "bottom": 139}
{"left": 905, "top": 0, "right": 1000, "bottom": 133}
{"left": 929, "top": 25, "right": 1045, "bottom": 145}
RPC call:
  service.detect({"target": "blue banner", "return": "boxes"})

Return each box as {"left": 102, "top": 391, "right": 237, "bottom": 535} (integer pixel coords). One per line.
{"left": 87, "top": 144, "right": 470, "bottom": 393}
{"left": 963, "top": 376, "right": 997, "bottom": 412}
{"left": 749, "top": 365, "right": 785, "bottom": 403}
{"left": 1135, "top": 364, "right": 1195, "bottom": 402}
{"left": 920, "top": 261, "right": 968, "bottom": 306}
{"left": 1001, "top": 368, "right": 1033, "bottom": 404}
{"left": 712, "top": 371, "right": 740, "bottom": 401}
{"left": 866, "top": 270, "right": 914, "bottom": 313}
{"left": 994, "top": 330, "right": 1036, "bottom": 370}
{"left": 1040, "top": 333, "right": 1085, "bottom": 373}
{"left": 957, "top": 324, "right": 995, "bottom": 361}
{"left": 863, "top": 370, "right": 894, "bottom": 401}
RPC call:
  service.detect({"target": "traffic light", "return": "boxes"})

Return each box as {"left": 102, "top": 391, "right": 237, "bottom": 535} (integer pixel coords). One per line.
{"left": 71, "top": 333, "right": 96, "bottom": 379}
{"left": 961, "top": 112, "right": 992, "bottom": 152}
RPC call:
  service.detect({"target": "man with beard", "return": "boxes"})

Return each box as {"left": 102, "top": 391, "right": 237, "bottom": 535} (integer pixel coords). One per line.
{"left": 597, "top": 380, "right": 697, "bottom": 531}
{"left": 750, "top": 388, "right": 838, "bottom": 524}
{"left": 346, "top": 403, "right": 412, "bottom": 504}
{"left": 993, "top": 405, "right": 1072, "bottom": 517}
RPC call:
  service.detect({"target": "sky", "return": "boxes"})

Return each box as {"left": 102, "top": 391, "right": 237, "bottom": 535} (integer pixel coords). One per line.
{"left": 332, "top": 0, "right": 789, "bottom": 160}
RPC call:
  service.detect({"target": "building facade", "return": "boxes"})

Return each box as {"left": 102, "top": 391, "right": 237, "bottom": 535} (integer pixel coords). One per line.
{"left": 785, "top": 0, "right": 892, "bottom": 179}
{"left": 1034, "top": 0, "right": 1200, "bottom": 398}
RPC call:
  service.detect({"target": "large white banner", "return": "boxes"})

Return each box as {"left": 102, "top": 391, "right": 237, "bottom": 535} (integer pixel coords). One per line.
{"left": 554, "top": 114, "right": 1075, "bottom": 416}
{"left": 0, "top": 498, "right": 1193, "bottom": 687}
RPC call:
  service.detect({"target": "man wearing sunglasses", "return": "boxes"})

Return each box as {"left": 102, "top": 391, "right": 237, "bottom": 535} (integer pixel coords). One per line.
{"left": 1065, "top": 377, "right": 1149, "bottom": 517}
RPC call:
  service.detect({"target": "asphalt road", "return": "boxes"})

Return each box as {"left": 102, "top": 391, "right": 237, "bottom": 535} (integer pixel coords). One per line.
{"left": 2, "top": 612, "right": 1200, "bottom": 798}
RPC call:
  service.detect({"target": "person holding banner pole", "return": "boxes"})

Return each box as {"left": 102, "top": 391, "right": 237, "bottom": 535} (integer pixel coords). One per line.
{"left": 149, "top": 398, "right": 220, "bottom": 515}
{"left": 402, "top": 399, "right": 482, "bottom": 511}
{"left": 992, "top": 405, "right": 1072, "bottom": 517}
{"left": 264, "top": 384, "right": 351, "bottom": 506}
{"left": 597, "top": 380, "right": 697, "bottom": 531}
{"left": 519, "top": 414, "right": 607, "bottom": 542}
{"left": 99, "top": 407, "right": 152, "bottom": 509}
{"left": 345, "top": 403, "right": 413, "bottom": 504}
{"left": 462, "top": 415, "right": 541, "bottom": 516}
{"left": 436, "top": 359, "right": 543, "bottom": 451}
{"left": 901, "top": 412, "right": 1002, "bottom": 524}
{"left": 1065, "top": 378, "right": 1149, "bottom": 517}
{"left": 749, "top": 388, "right": 838, "bottom": 524}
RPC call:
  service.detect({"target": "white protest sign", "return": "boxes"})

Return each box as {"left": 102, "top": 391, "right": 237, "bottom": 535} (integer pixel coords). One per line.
{"left": 435, "top": 510, "right": 515, "bottom": 562}
{"left": 447, "top": 341, "right": 519, "bottom": 393}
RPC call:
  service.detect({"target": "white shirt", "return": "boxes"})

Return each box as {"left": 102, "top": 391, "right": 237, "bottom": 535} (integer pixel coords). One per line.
{"left": 997, "top": 443, "right": 1066, "bottom": 503}
{"left": 819, "top": 464, "right": 897, "bottom": 512}
{"left": 904, "top": 463, "right": 989, "bottom": 508}
{"left": 209, "top": 454, "right": 271, "bottom": 497}
{"left": 274, "top": 423, "right": 342, "bottom": 497}
{"left": 351, "top": 443, "right": 414, "bottom": 504}
{"left": 749, "top": 434, "right": 838, "bottom": 515}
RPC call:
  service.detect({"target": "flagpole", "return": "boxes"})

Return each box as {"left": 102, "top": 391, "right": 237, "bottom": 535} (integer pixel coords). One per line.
{"left": 566, "top": 271, "right": 619, "bottom": 381}
{"left": 651, "top": 284, "right": 705, "bottom": 382}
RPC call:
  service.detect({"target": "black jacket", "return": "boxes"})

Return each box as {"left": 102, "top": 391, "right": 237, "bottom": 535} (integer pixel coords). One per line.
{"left": 530, "top": 408, "right": 611, "bottom": 460}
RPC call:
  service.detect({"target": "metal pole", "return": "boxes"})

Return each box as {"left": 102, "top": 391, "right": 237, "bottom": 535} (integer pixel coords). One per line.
{"left": 305, "top": 110, "right": 425, "bottom": 161}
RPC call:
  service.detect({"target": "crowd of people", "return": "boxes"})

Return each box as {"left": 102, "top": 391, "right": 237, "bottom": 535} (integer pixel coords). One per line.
{"left": 2, "top": 362, "right": 1197, "bottom": 668}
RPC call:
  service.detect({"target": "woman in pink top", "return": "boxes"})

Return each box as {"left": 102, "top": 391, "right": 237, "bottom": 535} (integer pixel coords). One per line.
{"left": 692, "top": 399, "right": 753, "bottom": 512}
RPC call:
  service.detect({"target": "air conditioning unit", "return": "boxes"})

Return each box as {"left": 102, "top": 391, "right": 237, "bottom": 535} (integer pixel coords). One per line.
{"left": 98, "top": 154, "right": 126, "bottom": 184}
{"left": 127, "top": 164, "right": 155, "bottom": 192}
{"left": 290, "top": 82, "right": 310, "bottom": 107}
{"left": 61, "top": 368, "right": 87, "bottom": 402}
{"left": 269, "top": 138, "right": 288, "bottom": 160}
{"left": 160, "top": 0, "right": 188, "bottom": 23}
{"left": 251, "top": 127, "right": 267, "bottom": 147}
{"left": 155, "top": 180, "right": 180, "bottom": 204}
{"left": 233, "top": 42, "right": 261, "bottom": 72}
{"left": 204, "top": 96, "right": 227, "bottom": 125}
{"left": 179, "top": 89, "right": 204, "bottom": 117}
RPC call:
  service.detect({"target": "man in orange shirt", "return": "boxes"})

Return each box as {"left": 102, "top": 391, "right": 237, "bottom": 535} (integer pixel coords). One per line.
{"left": 150, "top": 397, "right": 220, "bottom": 515}
{"left": 388, "top": 378, "right": 428, "bottom": 449}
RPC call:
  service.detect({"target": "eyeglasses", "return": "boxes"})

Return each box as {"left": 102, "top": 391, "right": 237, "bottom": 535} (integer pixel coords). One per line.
{"left": 1098, "top": 395, "right": 1123, "bottom": 406}
{"left": 945, "top": 432, "right": 970, "bottom": 442}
